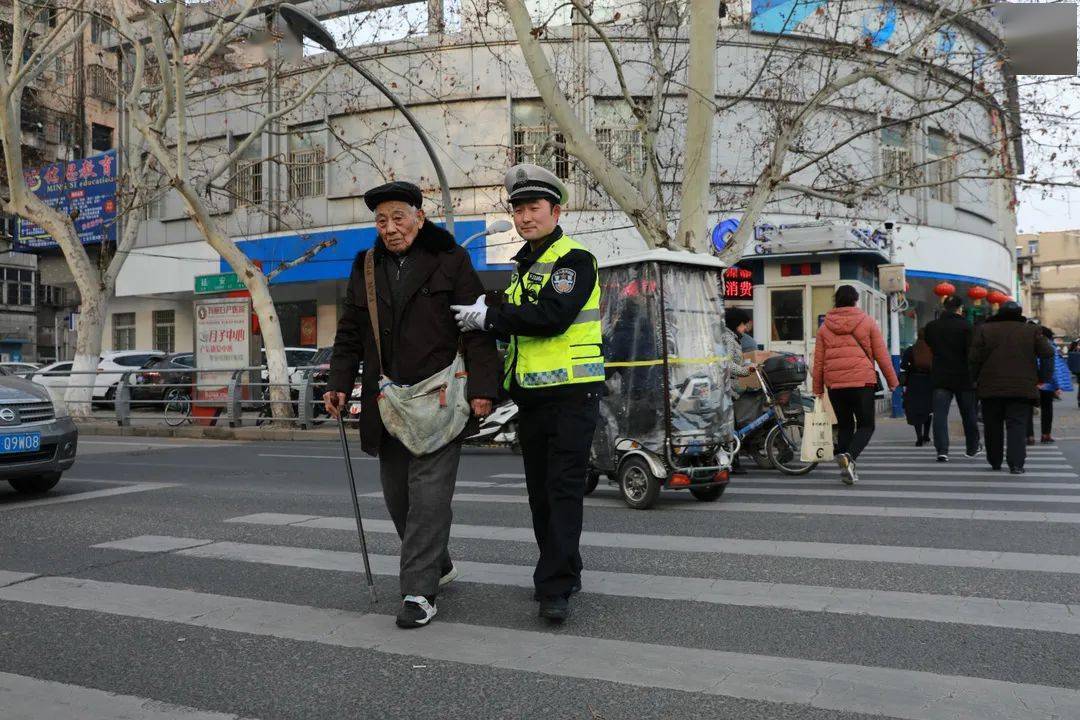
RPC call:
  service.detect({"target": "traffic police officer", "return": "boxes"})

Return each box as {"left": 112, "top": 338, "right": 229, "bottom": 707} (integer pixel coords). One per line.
{"left": 451, "top": 163, "right": 603, "bottom": 622}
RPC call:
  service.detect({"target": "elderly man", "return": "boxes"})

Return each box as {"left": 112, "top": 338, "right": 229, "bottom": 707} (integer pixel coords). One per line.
{"left": 451, "top": 164, "right": 603, "bottom": 622}
{"left": 324, "top": 181, "right": 499, "bottom": 629}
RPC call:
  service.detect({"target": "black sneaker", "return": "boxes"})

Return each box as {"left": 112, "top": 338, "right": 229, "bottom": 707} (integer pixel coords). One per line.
{"left": 937, "top": 454, "right": 949, "bottom": 463}
{"left": 964, "top": 447, "right": 983, "bottom": 459}
{"left": 1009, "top": 467, "right": 1026, "bottom": 475}
{"left": 538, "top": 595, "right": 570, "bottom": 622}
{"left": 395, "top": 595, "right": 437, "bottom": 629}
{"left": 534, "top": 581, "right": 581, "bottom": 601}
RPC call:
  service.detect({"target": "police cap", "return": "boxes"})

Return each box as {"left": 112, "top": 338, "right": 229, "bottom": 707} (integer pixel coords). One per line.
{"left": 364, "top": 181, "right": 423, "bottom": 211}
{"left": 505, "top": 163, "right": 568, "bottom": 206}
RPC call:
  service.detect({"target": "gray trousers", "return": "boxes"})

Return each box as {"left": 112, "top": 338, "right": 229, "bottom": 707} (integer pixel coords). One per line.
{"left": 378, "top": 436, "right": 460, "bottom": 598}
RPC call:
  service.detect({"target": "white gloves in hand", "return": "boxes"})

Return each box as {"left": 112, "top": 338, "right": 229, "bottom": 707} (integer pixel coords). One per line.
{"left": 451, "top": 294, "right": 488, "bottom": 332}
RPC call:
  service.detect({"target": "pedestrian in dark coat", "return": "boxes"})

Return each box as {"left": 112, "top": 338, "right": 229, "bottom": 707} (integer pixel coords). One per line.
{"left": 968, "top": 302, "right": 1055, "bottom": 474}
{"left": 923, "top": 296, "right": 980, "bottom": 461}
{"left": 900, "top": 329, "right": 933, "bottom": 446}
{"left": 324, "top": 181, "right": 500, "bottom": 630}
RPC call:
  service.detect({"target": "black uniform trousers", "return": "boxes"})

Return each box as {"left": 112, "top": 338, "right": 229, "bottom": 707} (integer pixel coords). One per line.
{"left": 982, "top": 397, "right": 1032, "bottom": 471}
{"left": 517, "top": 391, "right": 600, "bottom": 599}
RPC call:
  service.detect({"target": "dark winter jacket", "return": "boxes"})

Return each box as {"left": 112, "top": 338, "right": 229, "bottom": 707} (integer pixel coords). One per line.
{"left": 327, "top": 221, "right": 501, "bottom": 455}
{"left": 968, "top": 315, "right": 1055, "bottom": 401}
{"left": 923, "top": 312, "right": 974, "bottom": 391}
{"left": 900, "top": 343, "right": 933, "bottom": 425}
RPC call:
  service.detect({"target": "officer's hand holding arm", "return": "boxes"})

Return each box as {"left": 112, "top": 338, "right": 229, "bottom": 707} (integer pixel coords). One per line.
{"left": 451, "top": 295, "right": 488, "bottom": 332}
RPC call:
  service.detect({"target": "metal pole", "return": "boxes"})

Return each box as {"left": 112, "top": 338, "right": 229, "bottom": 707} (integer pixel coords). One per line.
{"left": 333, "top": 49, "right": 454, "bottom": 236}
{"left": 337, "top": 413, "right": 377, "bottom": 604}
{"left": 887, "top": 229, "right": 902, "bottom": 418}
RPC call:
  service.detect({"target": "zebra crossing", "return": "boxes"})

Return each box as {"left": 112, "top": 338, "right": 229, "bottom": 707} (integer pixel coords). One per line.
{"left": 2, "top": 440, "right": 1079, "bottom": 718}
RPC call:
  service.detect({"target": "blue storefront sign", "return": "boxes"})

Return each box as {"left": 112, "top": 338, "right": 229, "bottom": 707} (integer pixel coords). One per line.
{"left": 222, "top": 219, "right": 510, "bottom": 282}
{"left": 16, "top": 150, "right": 118, "bottom": 250}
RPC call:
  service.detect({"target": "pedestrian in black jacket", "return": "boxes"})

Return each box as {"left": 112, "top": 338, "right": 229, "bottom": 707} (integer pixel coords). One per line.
{"left": 969, "top": 302, "right": 1055, "bottom": 474}
{"left": 923, "top": 296, "right": 980, "bottom": 462}
{"left": 324, "top": 181, "right": 500, "bottom": 630}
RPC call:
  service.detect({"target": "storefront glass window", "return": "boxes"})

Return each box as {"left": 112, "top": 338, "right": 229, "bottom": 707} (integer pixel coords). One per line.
{"left": 810, "top": 286, "right": 834, "bottom": 338}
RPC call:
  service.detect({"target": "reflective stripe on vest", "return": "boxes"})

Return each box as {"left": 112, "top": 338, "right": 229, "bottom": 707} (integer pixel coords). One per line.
{"left": 504, "top": 235, "right": 604, "bottom": 390}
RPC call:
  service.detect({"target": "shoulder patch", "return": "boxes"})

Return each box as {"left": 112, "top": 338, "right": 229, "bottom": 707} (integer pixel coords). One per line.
{"left": 551, "top": 267, "right": 577, "bottom": 294}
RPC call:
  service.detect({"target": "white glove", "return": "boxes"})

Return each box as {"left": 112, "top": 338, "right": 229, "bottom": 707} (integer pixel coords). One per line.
{"left": 451, "top": 294, "right": 488, "bottom": 332}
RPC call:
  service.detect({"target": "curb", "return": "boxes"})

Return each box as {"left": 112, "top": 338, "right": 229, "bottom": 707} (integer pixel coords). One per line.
{"left": 74, "top": 422, "right": 341, "bottom": 442}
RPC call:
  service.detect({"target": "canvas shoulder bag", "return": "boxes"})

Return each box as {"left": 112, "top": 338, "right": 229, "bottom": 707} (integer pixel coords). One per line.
{"left": 364, "top": 250, "right": 471, "bottom": 456}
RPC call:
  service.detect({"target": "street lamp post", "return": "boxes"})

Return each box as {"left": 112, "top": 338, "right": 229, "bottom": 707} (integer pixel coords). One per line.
{"left": 277, "top": 3, "right": 455, "bottom": 235}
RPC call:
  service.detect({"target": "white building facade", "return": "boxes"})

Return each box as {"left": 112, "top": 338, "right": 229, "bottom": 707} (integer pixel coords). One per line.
{"left": 107, "top": 0, "right": 1020, "bottom": 358}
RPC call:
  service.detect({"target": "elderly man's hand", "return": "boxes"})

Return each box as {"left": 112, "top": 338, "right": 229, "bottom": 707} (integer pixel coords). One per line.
{"left": 470, "top": 398, "right": 493, "bottom": 418}
{"left": 323, "top": 391, "right": 347, "bottom": 419}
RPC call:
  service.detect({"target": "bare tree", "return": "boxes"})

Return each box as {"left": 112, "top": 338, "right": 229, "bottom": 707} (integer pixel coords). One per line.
{"left": 110, "top": 0, "right": 340, "bottom": 420}
{"left": 489, "top": 1, "right": 1079, "bottom": 260}
{"left": 0, "top": 0, "right": 155, "bottom": 415}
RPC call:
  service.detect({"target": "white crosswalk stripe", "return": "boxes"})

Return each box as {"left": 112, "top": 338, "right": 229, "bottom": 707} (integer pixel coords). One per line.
{"left": 1, "top": 575, "right": 1077, "bottom": 720}
{"left": 93, "top": 535, "right": 1080, "bottom": 635}
{"left": 5, "top": 437, "right": 1079, "bottom": 719}
{"left": 0, "top": 671, "right": 254, "bottom": 720}
{"left": 228, "top": 513, "right": 1080, "bottom": 574}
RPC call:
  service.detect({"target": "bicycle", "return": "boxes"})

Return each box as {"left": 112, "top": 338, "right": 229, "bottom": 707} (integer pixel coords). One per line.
{"left": 163, "top": 387, "right": 193, "bottom": 427}
{"left": 733, "top": 364, "right": 817, "bottom": 476}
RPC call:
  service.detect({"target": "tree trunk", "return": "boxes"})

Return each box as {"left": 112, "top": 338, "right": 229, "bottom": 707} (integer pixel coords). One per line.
{"left": 68, "top": 298, "right": 105, "bottom": 419}
{"left": 674, "top": 0, "right": 721, "bottom": 253}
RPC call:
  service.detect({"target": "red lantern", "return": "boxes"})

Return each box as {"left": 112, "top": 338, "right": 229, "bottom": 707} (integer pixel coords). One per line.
{"left": 967, "top": 286, "right": 988, "bottom": 305}
{"left": 987, "top": 290, "right": 1008, "bottom": 306}
{"left": 933, "top": 282, "right": 956, "bottom": 302}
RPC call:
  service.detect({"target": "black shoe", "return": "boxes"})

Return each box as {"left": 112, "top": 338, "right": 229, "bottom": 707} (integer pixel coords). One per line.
{"left": 964, "top": 447, "right": 983, "bottom": 459}
{"left": 538, "top": 595, "right": 570, "bottom": 622}
{"left": 937, "top": 454, "right": 949, "bottom": 463}
{"left": 1009, "top": 467, "right": 1026, "bottom": 475}
{"left": 915, "top": 438, "right": 924, "bottom": 447}
{"left": 395, "top": 595, "right": 437, "bottom": 629}
{"left": 988, "top": 465, "right": 1001, "bottom": 471}
{"left": 534, "top": 581, "right": 581, "bottom": 601}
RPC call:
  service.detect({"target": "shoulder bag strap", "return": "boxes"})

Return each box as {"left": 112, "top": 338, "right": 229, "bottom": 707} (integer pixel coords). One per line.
{"left": 363, "top": 250, "right": 383, "bottom": 368}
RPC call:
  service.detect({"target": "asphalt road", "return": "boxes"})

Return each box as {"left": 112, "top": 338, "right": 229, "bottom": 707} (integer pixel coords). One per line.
{"left": 2, "top": 411, "right": 1080, "bottom": 720}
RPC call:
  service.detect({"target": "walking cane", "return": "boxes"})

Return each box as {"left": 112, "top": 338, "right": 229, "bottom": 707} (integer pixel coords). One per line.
{"left": 337, "top": 411, "right": 377, "bottom": 604}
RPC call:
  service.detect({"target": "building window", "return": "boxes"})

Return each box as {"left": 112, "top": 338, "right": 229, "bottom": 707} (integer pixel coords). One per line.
{"left": 53, "top": 56, "right": 65, "bottom": 81}
{"left": 288, "top": 128, "right": 326, "bottom": 199}
{"left": 3, "top": 268, "right": 34, "bottom": 307}
{"left": 87, "top": 64, "right": 116, "bottom": 104}
{"left": 90, "top": 13, "right": 108, "bottom": 44}
{"left": 926, "top": 130, "right": 956, "bottom": 204}
{"left": 40, "top": 285, "right": 66, "bottom": 306}
{"left": 45, "top": 112, "right": 75, "bottom": 147}
{"left": 880, "top": 121, "right": 915, "bottom": 191}
{"left": 1029, "top": 239, "right": 1039, "bottom": 255}
{"left": 593, "top": 99, "right": 646, "bottom": 177}
{"left": 1032, "top": 267, "right": 1041, "bottom": 284}
{"left": 112, "top": 313, "right": 135, "bottom": 351}
{"left": 230, "top": 136, "right": 263, "bottom": 207}
{"left": 91, "top": 123, "right": 113, "bottom": 151}
{"left": 770, "top": 289, "right": 805, "bottom": 342}
{"left": 153, "top": 310, "right": 175, "bottom": 353}
{"left": 512, "top": 101, "right": 570, "bottom": 181}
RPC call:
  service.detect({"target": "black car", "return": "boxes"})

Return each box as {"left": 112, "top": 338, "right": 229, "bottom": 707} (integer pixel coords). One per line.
{"left": 131, "top": 353, "right": 196, "bottom": 406}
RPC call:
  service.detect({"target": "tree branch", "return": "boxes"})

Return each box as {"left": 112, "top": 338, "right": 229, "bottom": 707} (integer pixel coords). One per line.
{"left": 266, "top": 237, "right": 338, "bottom": 280}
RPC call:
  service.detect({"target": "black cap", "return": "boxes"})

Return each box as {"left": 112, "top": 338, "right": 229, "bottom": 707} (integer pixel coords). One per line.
{"left": 364, "top": 181, "right": 423, "bottom": 211}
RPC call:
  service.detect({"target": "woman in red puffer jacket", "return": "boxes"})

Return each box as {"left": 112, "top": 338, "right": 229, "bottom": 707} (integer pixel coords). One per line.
{"left": 812, "top": 285, "right": 900, "bottom": 485}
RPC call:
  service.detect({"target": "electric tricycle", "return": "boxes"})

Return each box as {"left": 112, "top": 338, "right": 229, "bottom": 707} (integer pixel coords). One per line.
{"left": 587, "top": 250, "right": 736, "bottom": 509}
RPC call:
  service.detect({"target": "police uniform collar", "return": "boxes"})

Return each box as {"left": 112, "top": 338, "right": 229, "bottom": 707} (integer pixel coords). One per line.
{"left": 513, "top": 226, "right": 564, "bottom": 267}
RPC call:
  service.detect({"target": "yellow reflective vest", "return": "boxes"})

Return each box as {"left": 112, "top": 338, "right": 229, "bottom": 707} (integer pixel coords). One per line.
{"left": 503, "top": 234, "right": 604, "bottom": 390}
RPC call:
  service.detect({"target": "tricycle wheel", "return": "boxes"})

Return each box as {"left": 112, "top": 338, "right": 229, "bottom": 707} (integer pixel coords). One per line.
{"left": 689, "top": 485, "right": 725, "bottom": 502}
{"left": 584, "top": 469, "right": 600, "bottom": 496}
{"left": 619, "top": 457, "right": 660, "bottom": 510}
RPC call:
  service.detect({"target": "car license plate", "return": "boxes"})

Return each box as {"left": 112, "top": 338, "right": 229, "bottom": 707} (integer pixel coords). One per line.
{"left": 0, "top": 432, "right": 41, "bottom": 454}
